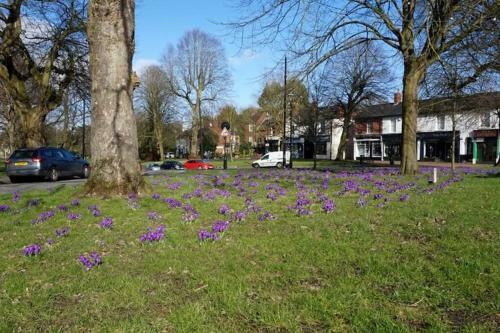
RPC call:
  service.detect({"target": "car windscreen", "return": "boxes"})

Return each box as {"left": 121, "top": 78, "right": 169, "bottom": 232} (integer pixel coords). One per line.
{"left": 10, "top": 150, "right": 37, "bottom": 159}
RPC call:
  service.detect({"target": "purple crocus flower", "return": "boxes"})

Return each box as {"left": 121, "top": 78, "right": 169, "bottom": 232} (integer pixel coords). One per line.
{"left": 71, "top": 199, "right": 80, "bottom": 207}
{"left": 79, "top": 252, "right": 102, "bottom": 270}
{"left": 0, "top": 204, "right": 9, "bottom": 212}
{"left": 99, "top": 217, "right": 113, "bottom": 229}
{"left": 151, "top": 193, "right": 161, "bottom": 200}
{"left": 27, "top": 199, "right": 41, "bottom": 207}
{"left": 233, "top": 211, "right": 246, "bottom": 222}
{"left": 12, "top": 191, "right": 20, "bottom": 203}
{"left": 212, "top": 220, "right": 230, "bottom": 233}
{"left": 356, "top": 198, "right": 368, "bottom": 208}
{"left": 219, "top": 204, "right": 230, "bottom": 215}
{"left": 57, "top": 204, "right": 68, "bottom": 212}
{"left": 147, "top": 211, "right": 162, "bottom": 220}
{"left": 23, "top": 244, "right": 42, "bottom": 256}
{"left": 139, "top": 224, "right": 166, "bottom": 242}
{"left": 32, "top": 210, "right": 55, "bottom": 225}
{"left": 67, "top": 212, "right": 81, "bottom": 221}
{"left": 322, "top": 199, "right": 336, "bottom": 214}
{"left": 258, "top": 211, "right": 275, "bottom": 222}
{"left": 55, "top": 227, "right": 70, "bottom": 237}
{"left": 47, "top": 238, "right": 54, "bottom": 245}
{"left": 198, "top": 229, "right": 218, "bottom": 241}
{"left": 399, "top": 194, "right": 410, "bottom": 202}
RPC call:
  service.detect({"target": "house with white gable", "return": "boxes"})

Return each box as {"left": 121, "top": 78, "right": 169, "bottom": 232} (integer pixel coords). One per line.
{"left": 349, "top": 91, "right": 499, "bottom": 163}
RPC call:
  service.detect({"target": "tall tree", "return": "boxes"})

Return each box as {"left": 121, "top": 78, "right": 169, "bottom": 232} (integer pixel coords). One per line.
{"left": 84, "top": 0, "right": 145, "bottom": 196}
{"left": 0, "top": 0, "right": 88, "bottom": 147}
{"left": 325, "top": 44, "right": 392, "bottom": 160}
{"left": 136, "top": 65, "right": 175, "bottom": 161}
{"left": 258, "top": 78, "right": 308, "bottom": 139}
{"left": 163, "top": 29, "right": 231, "bottom": 158}
{"left": 229, "top": 0, "right": 497, "bottom": 174}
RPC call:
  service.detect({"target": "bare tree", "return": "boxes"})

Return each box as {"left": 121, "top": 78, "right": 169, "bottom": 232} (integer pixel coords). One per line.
{"left": 322, "top": 44, "right": 392, "bottom": 161}
{"left": 163, "top": 29, "right": 231, "bottom": 158}
{"left": 84, "top": 0, "right": 145, "bottom": 196}
{"left": 228, "top": 0, "right": 497, "bottom": 174}
{"left": 136, "top": 65, "right": 175, "bottom": 161}
{"left": 0, "top": 0, "right": 88, "bottom": 147}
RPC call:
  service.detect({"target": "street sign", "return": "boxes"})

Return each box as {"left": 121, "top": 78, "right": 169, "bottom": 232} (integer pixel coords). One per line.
{"left": 221, "top": 128, "right": 229, "bottom": 137}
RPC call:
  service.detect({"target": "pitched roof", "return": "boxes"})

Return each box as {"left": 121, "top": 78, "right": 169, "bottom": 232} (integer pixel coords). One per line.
{"left": 355, "top": 91, "right": 500, "bottom": 119}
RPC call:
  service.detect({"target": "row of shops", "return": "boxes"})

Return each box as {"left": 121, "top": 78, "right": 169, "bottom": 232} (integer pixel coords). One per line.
{"left": 354, "top": 130, "right": 500, "bottom": 163}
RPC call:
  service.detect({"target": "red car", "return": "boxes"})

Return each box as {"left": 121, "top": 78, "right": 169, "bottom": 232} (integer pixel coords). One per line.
{"left": 183, "top": 160, "right": 214, "bottom": 170}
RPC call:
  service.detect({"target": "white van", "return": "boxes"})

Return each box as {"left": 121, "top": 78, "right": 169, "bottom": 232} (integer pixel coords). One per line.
{"left": 252, "top": 151, "right": 290, "bottom": 168}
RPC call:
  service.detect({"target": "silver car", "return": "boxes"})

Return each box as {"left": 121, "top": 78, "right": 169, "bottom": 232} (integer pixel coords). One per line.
{"left": 6, "top": 147, "right": 90, "bottom": 183}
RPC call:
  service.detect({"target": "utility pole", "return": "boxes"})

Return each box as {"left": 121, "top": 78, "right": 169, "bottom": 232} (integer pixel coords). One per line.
{"left": 282, "top": 56, "right": 287, "bottom": 168}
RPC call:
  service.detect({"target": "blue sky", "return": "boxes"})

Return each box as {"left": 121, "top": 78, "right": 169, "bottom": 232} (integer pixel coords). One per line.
{"left": 133, "top": 0, "right": 278, "bottom": 109}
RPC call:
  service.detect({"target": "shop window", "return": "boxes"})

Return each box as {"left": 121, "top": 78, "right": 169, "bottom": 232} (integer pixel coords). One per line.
{"left": 372, "top": 142, "right": 381, "bottom": 157}
{"left": 357, "top": 142, "right": 369, "bottom": 156}
{"left": 316, "top": 143, "right": 327, "bottom": 155}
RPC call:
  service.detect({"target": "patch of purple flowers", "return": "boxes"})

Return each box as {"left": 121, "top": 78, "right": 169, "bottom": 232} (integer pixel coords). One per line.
{"left": 322, "top": 199, "right": 336, "bottom": 214}
{"left": 219, "top": 204, "right": 231, "bottom": 215}
{"left": 198, "top": 229, "right": 218, "bottom": 241}
{"left": 23, "top": 244, "right": 41, "bottom": 256}
{"left": 0, "top": 204, "right": 9, "bottom": 212}
{"left": 12, "top": 191, "right": 20, "bottom": 203}
{"left": 79, "top": 252, "right": 102, "bottom": 270}
{"left": 100, "top": 217, "right": 113, "bottom": 229}
{"left": 212, "top": 220, "right": 230, "bottom": 233}
{"left": 32, "top": 210, "right": 55, "bottom": 225}
{"left": 55, "top": 227, "right": 70, "bottom": 237}
{"left": 147, "top": 211, "right": 162, "bottom": 220}
{"left": 67, "top": 212, "right": 81, "bottom": 221}
{"left": 164, "top": 197, "right": 182, "bottom": 208}
{"left": 139, "top": 224, "right": 166, "bottom": 242}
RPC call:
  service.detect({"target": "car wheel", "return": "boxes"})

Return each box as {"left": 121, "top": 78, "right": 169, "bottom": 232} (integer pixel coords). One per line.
{"left": 9, "top": 176, "right": 21, "bottom": 184}
{"left": 49, "top": 168, "right": 59, "bottom": 182}
{"left": 81, "top": 165, "right": 90, "bottom": 178}
{"left": 252, "top": 163, "right": 260, "bottom": 168}
{"left": 198, "top": 166, "right": 203, "bottom": 170}
{"left": 276, "top": 162, "right": 283, "bottom": 169}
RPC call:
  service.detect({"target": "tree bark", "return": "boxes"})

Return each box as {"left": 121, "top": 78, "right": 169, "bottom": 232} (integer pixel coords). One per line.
{"left": 17, "top": 105, "right": 46, "bottom": 148}
{"left": 335, "top": 114, "right": 351, "bottom": 161}
{"left": 400, "top": 69, "right": 423, "bottom": 175}
{"left": 189, "top": 104, "right": 200, "bottom": 158}
{"left": 84, "top": 0, "right": 146, "bottom": 196}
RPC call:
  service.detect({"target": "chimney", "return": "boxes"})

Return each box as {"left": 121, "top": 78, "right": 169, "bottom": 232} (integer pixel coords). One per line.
{"left": 394, "top": 89, "right": 402, "bottom": 105}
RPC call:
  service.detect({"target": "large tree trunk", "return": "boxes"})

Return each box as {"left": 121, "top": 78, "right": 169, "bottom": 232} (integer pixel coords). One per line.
{"left": 17, "top": 105, "right": 46, "bottom": 148}
{"left": 400, "top": 69, "right": 422, "bottom": 175}
{"left": 154, "top": 120, "right": 164, "bottom": 161}
{"left": 84, "top": 0, "right": 146, "bottom": 196}
{"left": 335, "top": 113, "right": 351, "bottom": 161}
{"left": 189, "top": 103, "right": 200, "bottom": 158}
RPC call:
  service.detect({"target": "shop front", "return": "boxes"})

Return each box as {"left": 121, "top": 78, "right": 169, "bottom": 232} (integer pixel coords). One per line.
{"left": 417, "top": 131, "right": 460, "bottom": 162}
{"left": 471, "top": 130, "right": 499, "bottom": 163}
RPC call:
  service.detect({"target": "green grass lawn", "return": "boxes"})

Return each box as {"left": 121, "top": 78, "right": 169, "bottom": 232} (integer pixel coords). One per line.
{"left": 0, "top": 167, "right": 499, "bottom": 332}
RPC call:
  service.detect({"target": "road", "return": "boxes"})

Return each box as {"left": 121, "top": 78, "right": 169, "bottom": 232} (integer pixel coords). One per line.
{"left": 0, "top": 170, "right": 194, "bottom": 194}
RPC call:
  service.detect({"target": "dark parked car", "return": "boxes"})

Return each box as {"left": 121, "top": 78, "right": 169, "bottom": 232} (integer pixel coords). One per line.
{"left": 160, "top": 161, "right": 185, "bottom": 170}
{"left": 6, "top": 147, "right": 90, "bottom": 183}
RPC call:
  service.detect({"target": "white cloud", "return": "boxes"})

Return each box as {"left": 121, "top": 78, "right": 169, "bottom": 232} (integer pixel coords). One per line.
{"left": 133, "top": 58, "right": 161, "bottom": 74}
{"left": 228, "top": 49, "right": 261, "bottom": 67}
